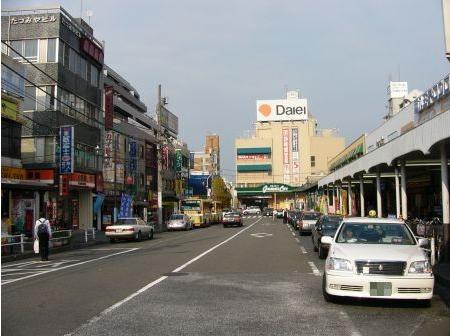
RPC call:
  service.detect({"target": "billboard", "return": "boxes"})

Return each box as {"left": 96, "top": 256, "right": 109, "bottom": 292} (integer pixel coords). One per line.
{"left": 160, "top": 107, "right": 178, "bottom": 135}
{"left": 188, "top": 171, "right": 210, "bottom": 196}
{"left": 387, "top": 82, "right": 408, "bottom": 99}
{"left": 256, "top": 98, "right": 308, "bottom": 122}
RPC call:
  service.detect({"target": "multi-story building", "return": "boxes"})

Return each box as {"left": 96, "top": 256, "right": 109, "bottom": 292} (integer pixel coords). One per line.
{"left": 191, "top": 135, "right": 220, "bottom": 175}
{"left": 235, "top": 91, "right": 345, "bottom": 210}
{"left": 2, "top": 6, "right": 105, "bottom": 231}
{"left": 101, "top": 65, "right": 159, "bottom": 228}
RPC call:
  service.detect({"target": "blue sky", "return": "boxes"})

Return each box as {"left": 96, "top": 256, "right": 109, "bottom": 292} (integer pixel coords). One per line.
{"left": 3, "top": 0, "right": 449, "bottom": 181}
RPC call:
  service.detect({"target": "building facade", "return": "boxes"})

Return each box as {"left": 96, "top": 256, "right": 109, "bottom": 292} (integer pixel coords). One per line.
{"left": 2, "top": 7, "right": 105, "bottom": 231}
{"left": 235, "top": 91, "right": 345, "bottom": 210}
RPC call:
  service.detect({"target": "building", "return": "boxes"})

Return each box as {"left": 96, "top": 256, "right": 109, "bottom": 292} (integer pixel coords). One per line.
{"left": 190, "top": 134, "right": 220, "bottom": 175}
{"left": 2, "top": 6, "right": 105, "bottom": 231}
{"left": 101, "top": 65, "right": 159, "bottom": 228}
{"left": 235, "top": 91, "right": 345, "bottom": 210}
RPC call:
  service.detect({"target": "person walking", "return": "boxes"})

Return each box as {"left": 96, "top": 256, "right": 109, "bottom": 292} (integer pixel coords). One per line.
{"left": 283, "top": 208, "right": 288, "bottom": 224}
{"left": 34, "top": 214, "right": 52, "bottom": 261}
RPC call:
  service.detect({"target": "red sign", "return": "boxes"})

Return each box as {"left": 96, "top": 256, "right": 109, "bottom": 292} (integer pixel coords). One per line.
{"left": 237, "top": 154, "right": 269, "bottom": 160}
{"left": 69, "top": 173, "right": 95, "bottom": 188}
{"left": 80, "top": 37, "right": 104, "bottom": 64}
{"left": 59, "top": 175, "right": 69, "bottom": 196}
{"left": 27, "top": 169, "right": 55, "bottom": 184}
{"left": 125, "top": 176, "right": 134, "bottom": 185}
{"left": 104, "top": 86, "right": 113, "bottom": 130}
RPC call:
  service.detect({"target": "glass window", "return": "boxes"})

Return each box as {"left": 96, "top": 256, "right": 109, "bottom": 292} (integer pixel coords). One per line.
{"left": 47, "top": 38, "right": 56, "bottom": 62}
{"left": 90, "top": 65, "right": 98, "bottom": 87}
{"left": 21, "top": 138, "right": 36, "bottom": 163}
{"left": 64, "top": 43, "right": 70, "bottom": 67}
{"left": 24, "top": 39, "right": 38, "bottom": 61}
{"left": 60, "top": 89, "right": 69, "bottom": 114}
{"left": 10, "top": 40, "right": 22, "bottom": 59}
{"left": 68, "top": 93, "right": 76, "bottom": 117}
{"left": 36, "top": 86, "right": 47, "bottom": 111}
{"left": 336, "top": 223, "right": 415, "bottom": 245}
{"left": 23, "top": 86, "right": 36, "bottom": 110}
{"left": 44, "top": 137, "right": 54, "bottom": 162}
{"left": 69, "top": 48, "right": 76, "bottom": 72}
{"left": 80, "top": 57, "right": 87, "bottom": 80}
{"left": 311, "top": 156, "right": 316, "bottom": 168}
{"left": 58, "top": 40, "right": 65, "bottom": 64}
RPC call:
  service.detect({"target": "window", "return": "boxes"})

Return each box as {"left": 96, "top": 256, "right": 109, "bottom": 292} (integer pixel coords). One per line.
{"left": 311, "top": 156, "right": 316, "bottom": 168}
{"left": 24, "top": 40, "right": 38, "bottom": 61}
{"left": 23, "top": 86, "right": 36, "bottom": 111}
{"left": 90, "top": 65, "right": 98, "bottom": 87}
{"left": 64, "top": 42, "right": 70, "bottom": 67}
{"left": 10, "top": 40, "right": 22, "bottom": 59}
{"left": 47, "top": 38, "right": 57, "bottom": 62}
{"left": 80, "top": 57, "right": 87, "bottom": 80}
{"left": 59, "top": 40, "right": 65, "bottom": 64}
{"left": 1, "top": 119, "right": 21, "bottom": 159}
{"left": 69, "top": 48, "right": 76, "bottom": 73}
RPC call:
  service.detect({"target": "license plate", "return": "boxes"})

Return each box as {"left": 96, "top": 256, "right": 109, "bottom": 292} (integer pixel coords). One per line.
{"left": 116, "top": 229, "right": 123, "bottom": 233}
{"left": 370, "top": 282, "right": 392, "bottom": 296}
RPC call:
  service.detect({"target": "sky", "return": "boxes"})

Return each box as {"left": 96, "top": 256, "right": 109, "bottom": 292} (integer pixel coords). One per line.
{"left": 3, "top": 0, "right": 450, "bottom": 182}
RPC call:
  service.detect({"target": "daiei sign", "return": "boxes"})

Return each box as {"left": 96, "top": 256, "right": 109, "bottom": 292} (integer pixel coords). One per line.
{"left": 256, "top": 98, "right": 308, "bottom": 122}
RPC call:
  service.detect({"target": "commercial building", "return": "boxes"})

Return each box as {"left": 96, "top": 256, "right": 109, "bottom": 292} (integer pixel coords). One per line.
{"left": 2, "top": 7, "right": 105, "bottom": 231}
{"left": 235, "top": 91, "right": 345, "bottom": 210}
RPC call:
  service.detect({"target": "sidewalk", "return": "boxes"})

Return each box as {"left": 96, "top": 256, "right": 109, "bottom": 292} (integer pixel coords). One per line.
{"left": 1, "top": 230, "right": 110, "bottom": 263}
{"left": 435, "top": 263, "right": 450, "bottom": 307}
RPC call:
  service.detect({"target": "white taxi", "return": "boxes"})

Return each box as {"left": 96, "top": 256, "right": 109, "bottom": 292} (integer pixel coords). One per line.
{"left": 322, "top": 217, "right": 433, "bottom": 305}
{"left": 105, "top": 217, "right": 154, "bottom": 242}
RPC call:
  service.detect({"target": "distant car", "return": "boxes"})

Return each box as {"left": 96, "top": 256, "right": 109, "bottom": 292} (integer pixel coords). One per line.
{"left": 276, "top": 210, "right": 284, "bottom": 218}
{"left": 291, "top": 211, "right": 304, "bottom": 230}
{"left": 312, "top": 215, "right": 343, "bottom": 259}
{"left": 243, "top": 206, "right": 261, "bottom": 215}
{"left": 167, "top": 214, "right": 192, "bottom": 231}
{"left": 263, "top": 208, "right": 274, "bottom": 216}
{"left": 322, "top": 217, "right": 433, "bottom": 305}
{"left": 105, "top": 217, "right": 154, "bottom": 242}
{"left": 222, "top": 208, "right": 231, "bottom": 218}
{"left": 298, "top": 211, "right": 321, "bottom": 235}
{"left": 223, "top": 212, "right": 243, "bottom": 227}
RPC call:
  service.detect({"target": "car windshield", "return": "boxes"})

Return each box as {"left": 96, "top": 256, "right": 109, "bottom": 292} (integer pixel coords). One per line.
{"left": 303, "top": 213, "right": 320, "bottom": 220}
{"left": 116, "top": 218, "right": 137, "bottom": 225}
{"left": 336, "top": 222, "right": 415, "bottom": 245}
{"left": 225, "top": 212, "right": 240, "bottom": 217}
{"left": 170, "top": 215, "right": 184, "bottom": 220}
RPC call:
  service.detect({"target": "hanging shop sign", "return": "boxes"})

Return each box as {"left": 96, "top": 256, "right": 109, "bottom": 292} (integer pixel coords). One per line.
{"left": 26, "top": 169, "right": 54, "bottom": 184}
{"left": 60, "top": 126, "right": 74, "bottom": 174}
{"left": 118, "top": 194, "right": 133, "bottom": 218}
{"left": 80, "top": 37, "right": 104, "bottom": 64}
{"left": 282, "top": 128, "right": 290, "bottom": 184}
{"left": 291, "top": 128, "right": 300, "bottom": 184}
{"left": 176, "top": 150, "right": 183, "bottom": 172}
{"left": 104, "top": 86, "right": 114, "bottom": 129}
{"left": 95, "top": 173, "right": 104, "bottom": 193}
{"left": 1, "top": 99, "right": 19, "bottom": 121}
{"left": 237, "top": 154, "right": 270, "bottom": 160}
{"left": 129, "top": 140, "right": 137, "bottom": 173}
{"left": 59, "top": 175, "right": 69, "bottom": 196}
{"left": 69, "top": 173, "right": 95, "bottom": 188}
{"left": 2, "top": 167, "right": 26, "bottom": 180}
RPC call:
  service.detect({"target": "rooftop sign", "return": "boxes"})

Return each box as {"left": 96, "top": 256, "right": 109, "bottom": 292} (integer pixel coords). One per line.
{"left": 256, "top": 98, "right": 308, "bottom": 122}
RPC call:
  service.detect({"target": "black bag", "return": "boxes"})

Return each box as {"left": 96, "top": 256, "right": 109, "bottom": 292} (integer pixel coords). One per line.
{"left": 37, "top": 221, "right": 49, "bottom": 237}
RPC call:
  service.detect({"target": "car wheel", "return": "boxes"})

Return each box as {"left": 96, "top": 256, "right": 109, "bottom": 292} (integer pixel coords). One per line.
{"left": 318, "top": 242, "right": 326, "bottom": 259}
{"left": 148, "top": 230, "right": 154, "bottom": 240}
{"left": 313, "top": 237, "right": 318, "bottom": 252}
{"left": 322, "top": 274, "right": 336, "bottom": 303}
{"left": 109, "top": 238, "right": 116, "bottom": 243}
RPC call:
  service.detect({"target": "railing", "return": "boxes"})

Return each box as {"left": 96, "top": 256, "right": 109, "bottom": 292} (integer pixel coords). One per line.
{"left": 84, "top": 228, "right": 96, "bottom": 243}
{"left": 1, "top": 234, "right": 25, "bottom": 254}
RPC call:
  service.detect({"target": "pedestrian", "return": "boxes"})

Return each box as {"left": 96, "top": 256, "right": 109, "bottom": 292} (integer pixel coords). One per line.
{"left": 34, "top": 214, "right": 52, "bottom": 261}
{"left": 283, "top": 208, "right": 288, "bottom": 224}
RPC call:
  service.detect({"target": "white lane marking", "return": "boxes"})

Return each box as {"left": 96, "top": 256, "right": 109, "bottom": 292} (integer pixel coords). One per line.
{"left": 1, "top": 248, "right": 139, "bottom": 285}
{"left": 67, "top": 217, "right": 263, "bottom": 336}
{"left": 2, "top": 271, "right": 42, "bottom": 277}
{"left": 291, "top": 232, "right": 296, "bottom": 237}
{"left": 300, "top": 246, "right": 307, "bottom": 254}
{"left": 308, "top": 261, "right": 321, "bottom": 276}
{"left": 294, "top": 238, "right": 300, "bottom": 243}
{"left": 250, "top": 233, "right": 273, "bottom": 238}
{"left": 339, "top": 311, "right": 362, "bottom": 336}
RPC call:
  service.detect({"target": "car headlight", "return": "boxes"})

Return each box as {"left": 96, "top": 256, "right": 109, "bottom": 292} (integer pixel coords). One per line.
{"left": 326, "top": 257, "right": 353, "bottom": 272}
{"left": 408, "top": 260, "right": 432, "bottom": 274}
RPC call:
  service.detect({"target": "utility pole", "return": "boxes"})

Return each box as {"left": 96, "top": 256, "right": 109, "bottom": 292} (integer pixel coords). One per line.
{"left": 156, "top": 84, "right": 163, "bottom": 230}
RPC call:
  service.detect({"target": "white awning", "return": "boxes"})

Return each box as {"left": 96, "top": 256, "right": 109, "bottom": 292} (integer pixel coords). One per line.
{"left": 318, "top": 109, "right": 450, "bottom": 187}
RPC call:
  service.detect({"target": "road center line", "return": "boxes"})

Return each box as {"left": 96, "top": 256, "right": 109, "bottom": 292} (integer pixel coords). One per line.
{"left": 66, "top": 217, "right": 263, "bottom": 336}
{"left": 1, "top": 248, "right": 139, "bottom": 285}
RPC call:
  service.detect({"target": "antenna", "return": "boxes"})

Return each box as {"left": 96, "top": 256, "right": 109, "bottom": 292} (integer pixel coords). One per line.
{"left": 86, "top": 10, "right": 93, "bottom": 25}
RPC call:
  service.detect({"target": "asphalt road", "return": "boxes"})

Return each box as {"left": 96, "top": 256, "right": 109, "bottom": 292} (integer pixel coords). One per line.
{"left": 2, "top": 216, "right": 450, "bottom": 336}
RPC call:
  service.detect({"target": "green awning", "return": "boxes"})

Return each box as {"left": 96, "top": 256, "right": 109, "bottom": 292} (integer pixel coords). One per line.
{"left": 237, "top": 164, "right": 272, "bottom": 172}
{"left": 237, "top": 147, "right": 271, "bottom": 155}
{"left": 236, "top": 183, "right": 301, "bottom": 194}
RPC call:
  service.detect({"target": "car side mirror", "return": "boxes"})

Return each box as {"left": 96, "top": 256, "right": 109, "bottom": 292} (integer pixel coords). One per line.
{"left": 317, "top": 226, "right": 322, "bottom": 231}
{"left": 321, "top": 236, "right": 333, "bottom": 245}
{"left": 417, "top": 238, "right": 428, "bottom": 247}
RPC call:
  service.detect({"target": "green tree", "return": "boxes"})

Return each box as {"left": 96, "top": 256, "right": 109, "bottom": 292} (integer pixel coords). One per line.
{"left": 211, "top": 176, "right": 231, "bottom": 208}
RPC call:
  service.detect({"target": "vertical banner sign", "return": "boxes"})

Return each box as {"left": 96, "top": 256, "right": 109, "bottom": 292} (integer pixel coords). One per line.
{"left": 176, "top": 150, "right": 182, "bottom": 172}
{"left": 60, "top": 126, "right": 74, "bottom": 174}
{"left": 104, "top": 86, "right": 114, "bottom": 130}
{"left": 118, "top": 193, "right": 132, "bottom": 218}
{"left": 291, "top": 128, "right": 300, "bottom": 184}
{"left": 129, "top": 140, "right": 137, "bottom": 173}
{"left": 282, "top": 128, "right": 290, "bottom": 184}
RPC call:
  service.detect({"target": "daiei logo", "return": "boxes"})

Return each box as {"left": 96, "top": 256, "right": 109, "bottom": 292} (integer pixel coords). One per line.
{"left": 256, "top": 98, "right": 308, "bottom": 122}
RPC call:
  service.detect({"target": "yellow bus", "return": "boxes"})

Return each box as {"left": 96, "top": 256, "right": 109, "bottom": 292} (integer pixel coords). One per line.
{"left": 211, "top": 201, "right": 223, "bottom": 224}
{"left": 181, "top": 198, "right": 212, "bottom": 228}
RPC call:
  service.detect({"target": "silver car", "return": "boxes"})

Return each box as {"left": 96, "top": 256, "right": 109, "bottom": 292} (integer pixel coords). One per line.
{"left": 167, "top": 214, "right": 193, "bottom": 231}
{"left": 298, "top": 211, "right": 321, "bottom": 236}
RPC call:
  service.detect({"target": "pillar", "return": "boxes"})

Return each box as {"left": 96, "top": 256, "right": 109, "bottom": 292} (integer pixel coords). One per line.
{"left": 338, "top": 182, "right": 343, "bottom": 214}
{"left": 395, "top": 167, "right": 401, "bottom": 219}
{"left": 325, "top": 186, "right": 329, "bottom": 215}
{"left": 401, "top": 160, "right": 407, "bottom": 219}
{"left": 441, "top": 144, "right": 449, "bottom": 252}
{"left": 348, "top": 179, "right": 352, "bottom": 216}
{"left": 360, "top": 176, "right": 365, "bottom": 217}
{"left": 79, "top": 190, "right": 93, "bottom": 230}
{"left": 376, "top": 170, "right": 382, "bottom": 218}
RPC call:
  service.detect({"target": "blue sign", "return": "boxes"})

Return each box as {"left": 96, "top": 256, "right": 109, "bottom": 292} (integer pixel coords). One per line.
{"left": 93, "top": 194, "right": 105, "bottom": 214}
{"left": 129, "top": 141, "right": 137, "bottom": 173}
{"left": 118, "top": 193, "right": 133, "bottom": 218}
{"left": 60, "top": 126, "right": 74, "bottom": 174}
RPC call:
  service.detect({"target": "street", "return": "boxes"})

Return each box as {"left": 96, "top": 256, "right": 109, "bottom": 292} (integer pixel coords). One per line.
{"left": 2, "top": 216, "right": 450, "bottom": 336}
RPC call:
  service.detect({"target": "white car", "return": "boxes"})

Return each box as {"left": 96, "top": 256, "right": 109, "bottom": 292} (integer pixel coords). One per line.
{"left": 167, "top": 214, "right": 192, "bottom": 231}
{"left": 105, "top": 217, "right": 154, "bottom": 242}
{"left": 322, "top": 217, "right": 433, "bottom": 305}
{"left": 243, "top": 206, "right": 261, "bottom": 215}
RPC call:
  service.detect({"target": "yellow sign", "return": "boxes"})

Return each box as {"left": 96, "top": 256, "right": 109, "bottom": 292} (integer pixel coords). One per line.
{"left": 2, "top": 167, "right": 26, "bottom": 180}
{"left": 1, "top": 99, "right": 19, "bottom": 121}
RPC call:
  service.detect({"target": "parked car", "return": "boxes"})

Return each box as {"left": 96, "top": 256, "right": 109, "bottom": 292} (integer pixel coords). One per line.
{"left": 105, "top": 217, "right": 154, "bottom": 242}
{"left": 243, "top": 206, "right": 261, "bottom": 215}
{"left": 312, "top": 215, "right": 343, "bottom": 259}
{"left": 291, "top": 211, "right": 303, "bottom": 230}
{"left": 167, "top": 214, "right": 192, "bottom": 231}
{"left": 222, "top": 208, "right": 231, "bottom": 218}
{"left": 298, "top": 211, "right": 321, "bottom": 235}
{"left": 263, "top": 208, "right": 274, "bottom": 216}
{"left": 223, "top": 212, "right": 243, "bottom": 227}
{"left": 276, "top": 209, "right": 284, "bottom": 218}
{"left": 322, "top": 217, "right": 433, "bottom": 305}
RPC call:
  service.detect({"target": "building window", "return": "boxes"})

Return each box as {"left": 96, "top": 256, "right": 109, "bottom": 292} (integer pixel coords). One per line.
{"left": 23, "top": 86, "right": 36, "bottom": 111}
{"left": 1, "top": 119, "right": 21, "bottom": 159}
{"left": 90, "top": 65, "right": 99, "bottom": 87}
{"left": 24, "top": 39, "right": 38, "bottom": 61}
{"left": 311, "top": 156, "right": 316, "bottom": 168}
{"left": 69, "top": 48, "right": 76, "bottom": 73}
{"left": 47, "top": 38, "right": 57, "bottom": 62}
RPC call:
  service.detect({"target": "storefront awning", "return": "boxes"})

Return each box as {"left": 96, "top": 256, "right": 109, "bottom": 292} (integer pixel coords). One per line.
{"left": 236, "top": 183, "right": 301, "bottom": 195}
{"left": 237, "top": 147, "right": 271, "bottom": 155}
